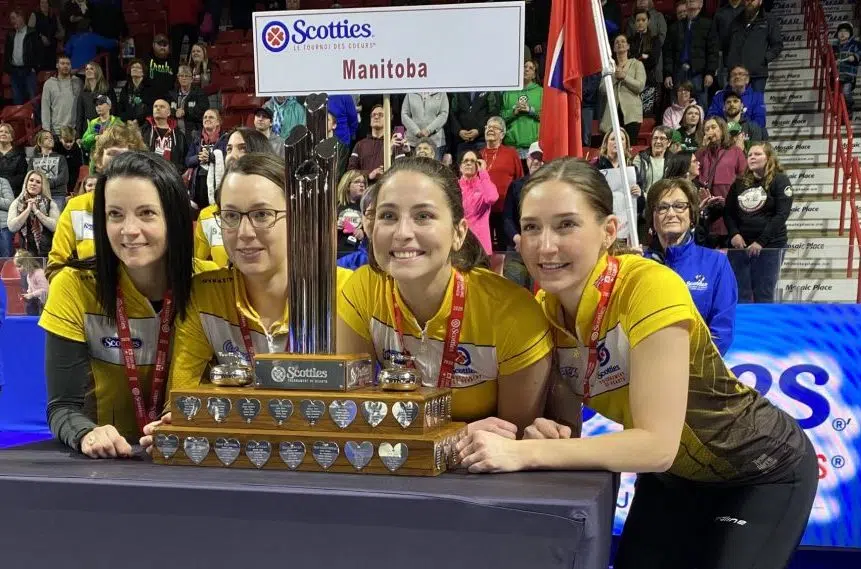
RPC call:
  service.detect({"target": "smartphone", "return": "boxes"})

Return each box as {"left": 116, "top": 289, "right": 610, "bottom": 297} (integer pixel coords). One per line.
{"left": 518, "top": 95, "right": 528, "bottom": 106}
{"left": 394, "top": 126, "right": 406, "bottom": 138}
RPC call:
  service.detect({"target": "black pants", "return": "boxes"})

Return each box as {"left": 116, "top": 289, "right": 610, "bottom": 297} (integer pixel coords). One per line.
{"left": 615, "top": 437, "right": 818, "bottom": 569}
{"left": 728, "top": 246, "right": 784, "bottom": 303}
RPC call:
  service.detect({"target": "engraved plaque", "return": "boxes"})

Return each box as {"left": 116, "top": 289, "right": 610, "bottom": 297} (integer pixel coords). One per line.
{"left": 183, "top": 437, "right": 210, "bottom": 465}
{"left": 246, "top": 440, "right": 272, "bottom": 469}
{"left": 300, "top": 399, "right": 326, "bottom": 426}
{"left": 392, "top": 401, "right": 419, "bottom": 429}
{"left": 279, "top": 441, "right": 306, "bottom": 469}
{"left": 361, "top": 401, "right": 388, "bottom": 428}
{"left": 214, "top": 437, "right": 241, "bottom": 466}
{"left": 268, "top": 398, "right": 294, "bottom": 425}
{"left": 344, "top": 441, "right": 374, "bottom": 470}
{"left": 175, "top": 396, "right": 201, "bottom": 421}
{"left": 155, "top": 433, "right": 179, "bottom": 459}
{"left": 237, "top": 398, "right": 262, "bottom": 423}
{"left": 206, "top": 397, "right": 232, "bottom": 423}
{"left": 378, "top": 442, "right": 409, "bottom": 472}
{"left": 312, "top": 441, "right": 339, "bottom": 469}
{"left": 328, "top": 400, "right": 358, "bottom": 429}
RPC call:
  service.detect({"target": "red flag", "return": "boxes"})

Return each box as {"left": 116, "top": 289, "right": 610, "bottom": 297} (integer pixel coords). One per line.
{"left": 539, "top": 0, "right": 602, "bottom": 160}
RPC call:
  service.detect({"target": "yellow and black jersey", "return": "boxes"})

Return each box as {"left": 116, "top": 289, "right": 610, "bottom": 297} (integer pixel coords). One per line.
{"left": 47, "top": 192, "right": 95, "bottom": 273}
{"left": 170, "top": 266, "right": 354, "bottom": 391}
{"left": 538, "top": 253, "right": 806, "bottom": 482}
{"left": 194, "top": 204, "right": 229, "bottom": 267}
{"left": 339, "top": 265, "right": 553, "bottom": 422}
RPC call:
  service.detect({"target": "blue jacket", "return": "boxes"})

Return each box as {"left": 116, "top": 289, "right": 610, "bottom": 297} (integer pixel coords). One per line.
{"left": 645, "top": 234, "right": 737, "bottom": 355}
{"left": 337, "top": 241, "right": 368, "bottom": 271}
{"left": 707, "top": 86, "right": 767, "bottom": 129}
{"left": 65, "top": 32, "right": 117, "bottom": 70}
{"left": 328, "top": 95, "right": 359, "bottom": 147}
{"left": 0, "top": 281, "right": 6, "bottom": 388}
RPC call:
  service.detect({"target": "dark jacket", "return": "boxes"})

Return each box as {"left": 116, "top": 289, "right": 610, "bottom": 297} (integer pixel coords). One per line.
{"left": 711, "top": 1, "right": 745, "bottom": 56}
{"left": 147, "top": 56, "right": 176, "bottom": 101}
{"left": 635, "top": 149, "right": 672, "bottom": 191}
{"left": 724, "top": 172, "right": 793, "bottom": 247}
{"left": 55, "top": 141, "right": 85, "bottom": 190}
{"left": 0, "top": 147, "right": 28, "bottom": 197}
{"left": 449, "top": 92, "right": 500, "bottom": 147}
{"left": 77, "top": 89, "right": 114, "bottom": 137}
{"left": 140, "top": 118, "right": 188, "bottom": 173}
{"left": 4, "top": 26, "right": 42, "bottom": 71}
{"left": 169, "top": 86, "right": 209, "bottom": 135}
{"left": 117, "top": 79, "right": 152, "bottom": 125}
{"left": 627, "top": 31, "right": 662, "bottom": 78}
{"left": 726, "top": 10, "right": 783, "bottom": 78}
{"left": 503, "top": 174, "right": 529, "bottom": 249}
{"left": 663, "top": 14, "right": 718, "bottom": 79}
{"left": 185, "top": 130, "right": 228, "bottom": 208}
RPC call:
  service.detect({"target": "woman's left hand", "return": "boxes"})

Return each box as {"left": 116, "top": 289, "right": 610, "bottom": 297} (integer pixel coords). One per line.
{"left": 467, "top": 416, "right": 518, "bottom": 439}
{"left": 456, "top": 431, "right": 525, "bottom": 473}
{"left": 747, "top": 242, "right": 763, "bottom": 257}
{"left": 630, "top": 184, "right": 642, "bottom": 197}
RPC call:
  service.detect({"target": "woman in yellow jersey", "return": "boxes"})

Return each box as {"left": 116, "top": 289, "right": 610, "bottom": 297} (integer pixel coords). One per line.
{"left": 194, "top": 128, "right": 275, "bottom": 268}
{"left": 40, "top": 152, "right": 211, "bottom": 459}
{"left": 458, "top": 158, "right": 817, "bottom": 569}
{"left": 337, "top": 157, "right": 553, "bottom": 436}
{"left": 47, "top": 122, "right": 148, "bottom": 275}
{"left": 140, "top": 153, "right": 353, "bottom": 450}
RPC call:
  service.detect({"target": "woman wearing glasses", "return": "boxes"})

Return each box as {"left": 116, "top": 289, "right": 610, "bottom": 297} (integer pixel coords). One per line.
{"left": 643, "top": 178, "right": 737, "bottom": 354}
{"left": 141, "top": 153, "right": 353, "bottom": 448}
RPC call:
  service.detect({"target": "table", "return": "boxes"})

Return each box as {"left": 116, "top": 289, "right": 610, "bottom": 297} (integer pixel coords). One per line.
{"left": 0, "top": 441, "right": 618, "bottom": 569}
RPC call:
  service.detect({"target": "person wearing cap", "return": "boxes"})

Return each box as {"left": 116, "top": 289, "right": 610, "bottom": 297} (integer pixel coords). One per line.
{"left": 668, "top": 129, "right": 683, "bottom": 154}
{"left": 147, "top": 34, "right": 176, "bottom": 103}
{"left": 140, "top": 98, "right": 188, "bottom": 174}
{"left": 501, "top": 141, "right": 544, "bottom": 289}
{"left": 80, "top": 94, "right": 121, "bottom": 153}
{"left": 707, "top": 65, "right": 767, "bottom": 129}
{"left": 252, "top": 107, "right": 285, "bottom": 158}
{"left": 834, "top": 22, "right": 860, "bottom": 113}
{"left": 723, "top": 91, "right": 763, "bottom": 147}
{"left": 725, "top": 0, "right": 783, "bottom": 93}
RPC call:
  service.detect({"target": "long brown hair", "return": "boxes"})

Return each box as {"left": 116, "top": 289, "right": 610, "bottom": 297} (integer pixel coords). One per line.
{"left": 364, "top": 157, "right": 487, "bottom": 272}
{"left": 703, "top": 115, "right": 732, "bottom": 149}
{"left": 741, "top": 142, "right": 784, "bottom": 190}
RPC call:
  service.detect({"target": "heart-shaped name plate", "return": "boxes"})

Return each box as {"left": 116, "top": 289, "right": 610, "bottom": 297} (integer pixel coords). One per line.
{"left": 237, "top": 398, "right": 261, "bottom": 424}
{"left": 344, "top": 441, "right": 374, "bottom": 470}
{"left": 268, "top": 399, "right": 294, "bottom": 425}
{"left": 175, "top": 396, "right": 201, "bottom": 421}
{"left": 361, "top": 401, "right": 388, "bottom": 428}
{"left": 378, "top": 442, "right": 409, "bottom": 472}
{"left": 207, "top": 397, "right": 232, "bottom": 423}
{"left": 328, "top": 400, "right": 357, "bottom": 429}
{"left": 392, "top": 401, "right": 419, "bottom": 429}
{"left": 214, "top": 437, "right": 241, "bottom": 466}
{"left": 279, "top": 441, "right": 306, "bottom": 470}
{"left": 155, "top": 433, "right": 179, "bottom": 459}
{"left": 300, "top": 399, "right": 326, "bottom": 426}
{"left": 246, "top": 440, "right": 272, "bottom": 469}
{"left": 183, "top": 437, "right": 210, "bottom": 465}
{"left": 312, "top": 441, "right": 340, "bottom": 470}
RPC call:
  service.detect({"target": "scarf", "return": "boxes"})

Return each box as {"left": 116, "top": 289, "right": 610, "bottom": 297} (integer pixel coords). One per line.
{"left": 16, "top": 194, "right": 51, "bottom": 254}
{"left": 202, "top": 128, "right": 221, "bottom": 146}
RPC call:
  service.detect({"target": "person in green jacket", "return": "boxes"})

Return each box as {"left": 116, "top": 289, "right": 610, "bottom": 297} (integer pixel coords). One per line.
{"left": 501, "top": 60, "right": 543, "bottom": 159}
{"left": 81, "top": 94, "right": 122, "bottom": 154}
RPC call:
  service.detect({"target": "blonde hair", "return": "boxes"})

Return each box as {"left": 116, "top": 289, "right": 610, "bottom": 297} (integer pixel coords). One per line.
{"left": 336, "top": 170, "right": 367, "bottom": 207}
{"left": 599, "top": 130, "right": 632, "bottom": 162}
{"left": 33, "top": 129, "right": 53, "bottom": 148}
{"left": 13, "top": 249, "right": 43, "bottom": 272}
{"left": 741, "top": 142, "right": 784, "bottom": 190}
{"left": 92, "top": 122, "right": 147, "bottom": 173}
{"left": 22, "top": 170, "right": 51, "bottom": 200}
{"left": 84, "top": 61, "right": 108, "bottom": 93}
{"left": 0, "top": 122, "right": 15, "bottom": 138}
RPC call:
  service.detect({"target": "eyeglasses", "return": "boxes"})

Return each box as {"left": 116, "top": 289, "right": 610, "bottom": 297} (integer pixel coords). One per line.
{"left": 215, "top": 208, "right": 287, "bottom": 229}
{"left": 485, "top": 125, "right": 502, "bottom": 132}
{"left": 656, "top": 202, "right": 691, "bottom": 215}
{"left": 461, "top": 158, "right": 477, "bottom": 164}
{"left": 651, "top": 135, "right": 668, "bottom": 142}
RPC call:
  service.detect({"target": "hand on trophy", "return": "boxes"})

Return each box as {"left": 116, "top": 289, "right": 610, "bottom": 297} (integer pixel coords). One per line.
{"left": 140, "top": 412, "right": 173, "bottom": 456}
{"left": 80, "top": 425, "right": 134, "bottom": 459}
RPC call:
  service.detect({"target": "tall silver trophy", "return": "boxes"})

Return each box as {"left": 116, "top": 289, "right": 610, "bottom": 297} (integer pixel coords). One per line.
{"left": 254, "top": 93, "right": 373, "bottom": 391}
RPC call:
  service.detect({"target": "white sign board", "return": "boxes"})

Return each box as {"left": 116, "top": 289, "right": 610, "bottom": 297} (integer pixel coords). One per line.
{"left": 253, "top": 2, "right": 525, "bottom": 96}
{"left": 601, "top": 167, "right": 639, "bottom": 240}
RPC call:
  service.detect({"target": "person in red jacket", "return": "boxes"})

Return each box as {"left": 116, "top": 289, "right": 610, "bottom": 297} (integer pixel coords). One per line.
{"left": 166, "top": 0, "right": 203, "bottom": 69}
{"left": 480, "top": 116, "right": 522, "bottom": 252}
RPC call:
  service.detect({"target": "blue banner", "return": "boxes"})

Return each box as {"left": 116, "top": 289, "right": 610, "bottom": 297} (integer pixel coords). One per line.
{"left": 583, "top": 304, "right": 861, "bottom": 549}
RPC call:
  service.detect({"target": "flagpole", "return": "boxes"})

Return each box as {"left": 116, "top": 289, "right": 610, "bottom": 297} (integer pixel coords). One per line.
{"left": 589, "top": 0, "right": 639, "bottom": 249}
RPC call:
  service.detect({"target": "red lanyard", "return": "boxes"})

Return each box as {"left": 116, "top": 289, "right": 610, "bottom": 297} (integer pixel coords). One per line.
{"left": 116, "top": 286, "right": 174, "bottom": 434}
{"left": 391, "top": 271, "right": 467, "bottom": 388}
{"left": 580, "top": 256, "right": 620, "bottom": 404}
{"left": 236, "top": 312, "right": 257, "bottom": 360}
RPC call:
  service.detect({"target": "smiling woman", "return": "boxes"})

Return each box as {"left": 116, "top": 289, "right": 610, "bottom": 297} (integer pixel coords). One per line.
{"left": 38, "top": 152, "right": 214, "bottom": 459}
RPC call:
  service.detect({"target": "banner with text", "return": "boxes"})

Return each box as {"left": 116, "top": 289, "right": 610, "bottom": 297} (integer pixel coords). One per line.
{"left": 253, "top": 2, "right": 525, "bottom": 96}
{"left": 584, "top": 304, "right": 861, "bottom": 549}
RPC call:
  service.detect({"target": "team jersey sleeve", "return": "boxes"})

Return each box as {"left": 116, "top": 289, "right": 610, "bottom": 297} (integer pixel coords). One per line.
{"left": 193, "top": 220, "right": 211, "bottom": 262}
{"left": 620, "top": 262, "right": 696, "bottom": 349}
{"left": 337, "top": 266, "right": 375, "bottom": 341}
{"left": 168, "top": 295, "right": 215, "bottom": 392}
{"left": 47, "top": 204, "right": 77, "bottom": 274}
{"left": 39, "top": 268, "right": 87, "bottom": 342}
{"left": 497, "top": 288, "right": 554, "bottom": 376}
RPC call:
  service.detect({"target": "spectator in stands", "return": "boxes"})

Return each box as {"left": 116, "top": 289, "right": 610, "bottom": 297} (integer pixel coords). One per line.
{"left": 663, "top": 0, "right": 717, "bottom": 109}
{"left": 696, "top": 116, "right": 747, "bottom": 248}
{"left": 723, "top": 91, "right": 764, "bottom": 146}
{"left": 81, "top": 94, "right": 120, "bottom": 156}
{"left": 357, "top": 94, "right": 404, "bottom": 140}
{"left": 633, "top": 126, "right": 673, "bottom": 196}
{"left": 62, "top": 0, "right": 91, "bottom": 35}
{"left": 708, "top": 65, "right": 767, "bottom": 129}
{"left": 186, "top": 110, "right": 227, "bottom": 211}
{"left": 601, "top": 35, "right": 646, "bottom": 141}
{"left": 662, "top": 80, "right": 702, "bottom": 129}
{"left": 414, "top": 138, "right": 437, "bottom": 160}
{"left": 166, "top": 0, "right": 202, "bottom": 69}
{"left": 325, "top": 111, "right": 349, "bottom": 182}
{"left": 664, "top": 151, "right": 701, "bottom": 183}
{"left": 595, "top": 131, "right": 645, "bottom": 224}
{"left": 76, "top": 61, "right": 112, "bottom": 138}
{"left": 336, "top": 170, "right": 367, "bottom": 258}
{"left": 712, "top": 0, "right": 745, "bottom": 88}
{"left": 56, "top": 127, "right": 84, "bottom": 192}
{"left": 501, "top": 61, "right": 543, "bottom": 159}
{"left": 170, "top": 65, "right": 208, "bottom": 137}
{"left": 328, "top": 94, "right": 359, "bottom": 147}
{"left": 627, "top": 0, "right": 667, "bottom": 79}
{"left": 4, "top": 9, "right": 41, "bottom": 105}
{"left": 458, "top": 150, "right": 498, "bottom": 255}
{"left": 402, "top": 92, "right": 449, "bottom": 160}
{"left": 252, "top": 107, "right": 284, "bottom": 158}
{"left": 6, "top": 171, "right": 60, "bottom": 257}
{"left": 64, "top": 27, "right": 117, "bottom": 71}
{"left": 29, "top": 0, "right": 61, "bottom": 71}
{"left": 602, "top": 0, "right": 623, "bottom": 37}
{"left": 348, "top": 105, "right": 409, "bottom": 182}
{"left": 30, "top": 131, "right": 70, "bottom": 211}
{"left": 481, "top": 116, "right": 523, "bottom": 251}
{"left": 581, "top": 73, "right": 601, "bottom": 147}
{"left": 0, "top": 177, "right": 14, "bottom": 258}
{"left": 834, "top": 22, "right": 861, "bottom": 113}
{"left": 675, "top": 104, "right": 704, "bottom": 152}
{"left": 42, "top": 55, "right": 82, "bottom": 137}
{"left": 147, "top": 34, "right": 176, "bottom": 102}
{"left": 725, "top": 142, "right": 791, "bottom": 303}
{"left": 79, "top": 174, "right": 98, "bottom": 195}
{"left": 265, "top": 96, "right": 306, "bottom": 140}
{"left": 116, "top": 59, "right": 150, "bottom": 126}
{"left": 725, "top": 0, "right": 782, "bottom": 92}
{"left": 140, "top": 98, "right": 188, "bottom": 174}
{"left": 501, "top": 141, "right": 543, "bottom": 289}
{"left": 13, "top": 249, "right": 48, "bottom": 315}
{"left": 0, "top": 124, "right": 28, "bottom": 197}
{"left": 186, "top": 43, "right": 214, "bottom": 90}
{"left": 644, "top": 178, "right": 737, "bottom": 354}
{"left": 628, "top": 8, "right": 662, "bottom": 117}
{"left": 449, "top": 91, "right": 499, "bottom": 157}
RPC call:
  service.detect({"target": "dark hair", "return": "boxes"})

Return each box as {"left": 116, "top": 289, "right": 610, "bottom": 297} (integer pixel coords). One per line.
{"left": 218, "top": 152, "right": 286, "bottom": 206}
{"left": 365, "top": 157, "right": 487, "bottom": 272}
{"left": 127, "top": 58, "right": 146, "bottom": 73}
{"left": 677, "top": 80, "right": 695, "bottom": 95}
{"left": 457, "top": 148, "right": 481, "bottom": 176}
{"left": 57, "top": 53, "right": 71, "bottom": 62}
{"left": 645, "top": 177, "right": 701, "bottom": 238}
{"left": 664, "top": 152, "right": 694, "bottom": 179}
{"left": 83, "top": 152, "right": 194, "bottom": 321}
{"left": 703, "top": 115, "right": 732, "bottom": 148}
{"left": 225, "top": 127, "right": 273, "bottom": 155}
{"left": 724, "top": 91, "right": 742, "bottom": 103}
